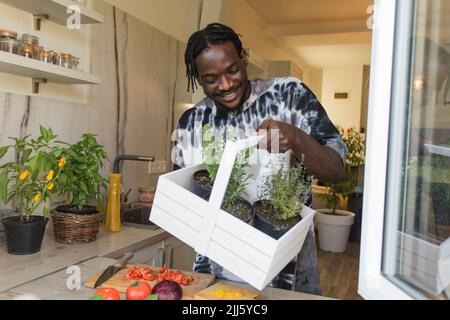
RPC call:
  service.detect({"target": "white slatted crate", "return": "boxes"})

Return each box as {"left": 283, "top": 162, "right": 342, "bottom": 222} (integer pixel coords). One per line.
{"left": 150, "top": 136, "right": 315, "bottom": 290}
{"left": 397, "top": 231, "right": 450, "bottom": 295}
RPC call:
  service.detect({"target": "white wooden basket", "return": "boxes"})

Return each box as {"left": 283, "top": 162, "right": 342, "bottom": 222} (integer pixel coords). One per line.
{"left": 150, "top": 136, "right": 315, "bottom": 290}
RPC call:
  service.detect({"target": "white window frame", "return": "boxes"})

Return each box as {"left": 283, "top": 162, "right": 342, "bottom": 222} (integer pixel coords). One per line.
{"left": 358, "top": 0, "right": 413, "bottom": 300}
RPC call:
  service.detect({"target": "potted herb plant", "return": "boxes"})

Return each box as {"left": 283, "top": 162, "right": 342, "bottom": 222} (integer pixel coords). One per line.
{"left": 0, "top": 126, "right": 65, "bottom": 255}
{"left": 193, "top": 124, "right": 254, "bottom": 223}
{"left": 51, "top": 133, "right": 108, "bottom": 244}
{"left": 314, "top": 127, "right": 364, "bottom": 252}
{"left": 253, "top": 161, "right": 311, "bottom": 240}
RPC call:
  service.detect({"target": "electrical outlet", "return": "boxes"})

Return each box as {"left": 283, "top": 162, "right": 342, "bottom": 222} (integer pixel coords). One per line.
{"left": 148, "top": 160, "right": 168, "bottom": 174}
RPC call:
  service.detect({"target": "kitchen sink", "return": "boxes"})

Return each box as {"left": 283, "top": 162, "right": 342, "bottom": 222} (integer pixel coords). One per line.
{"left": 121, "top": 202, "right": 156, "bottom": 227}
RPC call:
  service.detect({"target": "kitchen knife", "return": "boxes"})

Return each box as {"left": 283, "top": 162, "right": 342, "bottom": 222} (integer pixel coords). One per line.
{"left": 94, "top": 252, "right": 134, "bottom": 288}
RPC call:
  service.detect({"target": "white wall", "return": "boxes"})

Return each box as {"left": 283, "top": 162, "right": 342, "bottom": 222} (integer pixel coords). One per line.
{"left": 321, "top": 66, "right": 364, "bottom": 130}
{"left": 103, "top": 0, "right": 203, "bottom": 43}
{"left": 305, "top": 69, "right": 323, "bottom": 101}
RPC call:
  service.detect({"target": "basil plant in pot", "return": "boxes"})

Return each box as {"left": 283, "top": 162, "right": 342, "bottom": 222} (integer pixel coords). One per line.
{"left": 0, "top": 126, "right": 66, "bottom": 255}
{"left": 192, "top": 124, "right": 254, "bottom": 223}
{"left": 314, "top": 127, "right": 365, "bottom": 252}
{"left": 51, "top": 133, "right": 108, "bottom": 244}
{"left": 253, "top": 160, "right": 311, "bottom": 240}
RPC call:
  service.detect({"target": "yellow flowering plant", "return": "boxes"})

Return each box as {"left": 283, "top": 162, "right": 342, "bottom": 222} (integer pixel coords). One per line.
{"left": 0, "top": 126, "right": 66, "bottom": 223}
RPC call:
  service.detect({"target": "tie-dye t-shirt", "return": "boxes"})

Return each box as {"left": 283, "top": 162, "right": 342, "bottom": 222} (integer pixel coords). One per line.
{"left": 172, "top": 77, "right": 346, "bottom": 290}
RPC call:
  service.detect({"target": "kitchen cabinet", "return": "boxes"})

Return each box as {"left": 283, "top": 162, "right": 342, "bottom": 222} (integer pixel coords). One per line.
{"left": 164, "top": 236, "right": 196, "bottom": 271}
{"left": 127, "top": 236, "right": 196, "bottom": 271}
{"left": 268, "top": 60, "right": 303, "bottom": 80}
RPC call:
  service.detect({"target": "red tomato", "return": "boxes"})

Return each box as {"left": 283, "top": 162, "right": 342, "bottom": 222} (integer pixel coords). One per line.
{"left": 126, "top": 282, "right": 152, "bottom": 300}
{"left": 93, "top": 287, "right": 120, "bottom": 300}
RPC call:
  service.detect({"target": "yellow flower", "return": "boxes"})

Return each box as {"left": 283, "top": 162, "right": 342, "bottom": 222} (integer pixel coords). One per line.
{"left": 33, "top": 194, "right": 40, "bottom": 202}
{"left": 19, "top": 170, "right": 29, "bottom": 181}
{"left": 58, "top": 157, "right": 66, "bottom": 168}
{"left": 47, "top": 170, "right": 54, "bottom": 181}
{"left": 47, "top": 182, "right": 54, "bottom": 190}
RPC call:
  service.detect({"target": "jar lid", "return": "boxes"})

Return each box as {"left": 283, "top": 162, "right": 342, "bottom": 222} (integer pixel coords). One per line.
{"left": 138, "top": 186, "right": 155, "bottom": 192}
{"left": 21, "top": 33, "right": 39, "bottom": 44}
{"left": 0, "top": 29, "right": 18, "bottom": 39}
{"left": 60, "top": 52, "right": 72, "bottom": 58}
{"left": 0, "top": 37, "right": 18, "bottom": 44}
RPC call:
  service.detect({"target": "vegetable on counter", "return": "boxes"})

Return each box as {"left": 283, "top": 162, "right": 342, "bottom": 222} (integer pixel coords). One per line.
{"left": 126, "top": 281, "right": 152, "bottom": 300}
{"left": 152, "top": 280, "right": 183, "bottom": 300}
{"left": 90, "top": 287, "right": 120, "bottom": 300}
{"left": 123, "top": 265, "right": 194, "bottom": 286}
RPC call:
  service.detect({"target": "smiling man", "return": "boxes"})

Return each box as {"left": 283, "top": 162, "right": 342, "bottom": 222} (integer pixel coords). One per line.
{"left": 173, "top": 23, "right": 346, "bottom": 294}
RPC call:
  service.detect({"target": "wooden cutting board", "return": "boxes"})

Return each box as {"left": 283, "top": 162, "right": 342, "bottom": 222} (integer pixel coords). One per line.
{"left": 194, "top": 281, "right": 261, "bottom": 300}
{"left": 84, "top": 264, "right": 215, "bottom": 300}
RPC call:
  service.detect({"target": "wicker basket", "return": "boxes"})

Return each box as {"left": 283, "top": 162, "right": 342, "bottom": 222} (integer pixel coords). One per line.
{"left": 51, "top": 210, "right": 104, "bottom": 244}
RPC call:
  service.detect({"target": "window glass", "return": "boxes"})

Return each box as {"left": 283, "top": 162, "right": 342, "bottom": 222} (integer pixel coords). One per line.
{"left": 383, "top": 0, "right": 450, "bottom": 299}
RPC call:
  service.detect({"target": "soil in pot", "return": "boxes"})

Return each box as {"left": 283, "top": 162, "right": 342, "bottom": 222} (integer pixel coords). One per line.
{"left": 193, "top": 170, "right": 214, "bottom": 200}
{"left": 223, "top": 198, "right": 254, "bottom": 223}
{"left": 55, "top": 204, "right": 99, "bottom": 215}
{"left": 1, "top": 215, "right": 48, "bottom": 255}
{"left": 253, "top": 200, "right": 301, "bottom": 239}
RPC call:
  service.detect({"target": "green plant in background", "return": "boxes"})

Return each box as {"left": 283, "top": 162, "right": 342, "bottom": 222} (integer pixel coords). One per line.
{"left": 202, "top": 124, "right": 253, "bottom": 210}
{"left": 319, "top": 127, "right": 365, "bottom": 214}
{"left": 320, "top": 166, "right": 357, "bottom": 214}
{"left": 58, "top": 133, "right": 108, "bottom": 210}
{"left": 259, "top": 159, "right": 310, "bottom": 221}
{"left": 0, "top": 126, "right": 66, "bottom": 222}
{"left": 338, "top": 126, "right": 365, "bottom": 166}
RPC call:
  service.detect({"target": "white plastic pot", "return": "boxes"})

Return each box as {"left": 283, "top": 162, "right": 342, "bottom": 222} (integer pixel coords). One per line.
{"left": 315, "top": 209, "right": 355, "bottom": 253}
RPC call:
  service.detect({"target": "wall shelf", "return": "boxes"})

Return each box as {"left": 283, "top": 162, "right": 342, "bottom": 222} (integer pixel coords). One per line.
{"left": 0, "top": 51, "right": 101, "bottom": 93}
{"left": 0, "top": 0, "right": 104, "bottom": 29}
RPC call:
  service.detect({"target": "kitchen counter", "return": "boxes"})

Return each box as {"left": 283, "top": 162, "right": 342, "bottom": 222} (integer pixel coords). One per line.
{"left": 0, "top": 223, "right": 333, "bottom": 300}
{"left": 0, "top": 222, "right": 169, "bottom": 293}
{"left": 0, "top": 256, "right": 333, "bottom": 300}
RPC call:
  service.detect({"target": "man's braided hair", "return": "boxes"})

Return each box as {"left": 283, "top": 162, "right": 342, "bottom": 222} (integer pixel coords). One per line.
{"left": 184, "top": 22, "right": 248, "bottom": 92}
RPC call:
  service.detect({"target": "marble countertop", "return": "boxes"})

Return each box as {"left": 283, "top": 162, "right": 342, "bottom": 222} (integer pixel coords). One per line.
{"left": 0, "top": 256, "right": 334, "bottom": 300}
{"left": 0, "top": 222, "right": 334, "bottom": 300}
{"left": 0, "top": 222, "right": 169, "bottom": 293}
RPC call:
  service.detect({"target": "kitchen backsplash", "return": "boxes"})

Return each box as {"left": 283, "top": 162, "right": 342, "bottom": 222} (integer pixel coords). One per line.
{"left": 0, "top": 0, "right": 191, "bottom": 209}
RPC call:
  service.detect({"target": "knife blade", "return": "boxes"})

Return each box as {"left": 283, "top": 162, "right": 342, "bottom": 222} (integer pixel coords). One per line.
{"left": 94, "top": 252, "right": 134, "bottom": 288}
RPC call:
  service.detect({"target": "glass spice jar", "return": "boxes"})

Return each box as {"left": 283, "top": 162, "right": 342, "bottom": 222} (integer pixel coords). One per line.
{"left": 58, "top": 53, "right": 73, "bottom": 68}
{"left": 40, "top": 51, "right": 51, "bottom": 63}
{"left": 138, "top": 187, "right": 155, "bottom": 203}
{"left": 0, "top": 37, "right": 19, "bottom": 54}
{"left": 18, "top": 34, "right": 41, "bottom": 59}
{"left": 0, "top": 29, "right": 19, "bottom": 54}
{"left": 47, "top": 50, "right": 59, "bottom": 65}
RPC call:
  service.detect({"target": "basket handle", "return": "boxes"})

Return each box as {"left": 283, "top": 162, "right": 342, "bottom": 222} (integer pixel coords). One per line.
{"left": 195, "top": 134, "right": 264, "bottom": 255}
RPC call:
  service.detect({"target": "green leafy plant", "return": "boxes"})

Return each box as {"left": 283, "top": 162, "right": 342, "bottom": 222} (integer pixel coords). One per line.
{"left": 0, "top": 126, "right": 66, "bottom": 222}
{"left": 259, "top": 159, "right": 310, "bottom": 221}
{"left": 320, "top": 166, "right": 357, "bottom": 214}
{"left": 338, "top": 126, "right": 365, "bottom": 166}
{"left": 319, "top": 127, "right": 365, "bottom": 214}
{"left": 58, "top": 133, "right": 108, "bottom": 210}
{"left": 202, "top": 124, "right": 253, "bottom": 210}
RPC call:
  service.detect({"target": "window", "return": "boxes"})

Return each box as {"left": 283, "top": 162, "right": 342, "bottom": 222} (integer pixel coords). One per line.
{"left": 359, "top": 0, "right": 450, "bottom": 299}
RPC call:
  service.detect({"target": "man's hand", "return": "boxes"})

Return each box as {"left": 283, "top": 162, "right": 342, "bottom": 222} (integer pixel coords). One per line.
{"left": 256, "top": 120, "right": 298, "bottom": 153}
{"left": 256, "top": 119, "right": 344, "bottom": 183}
